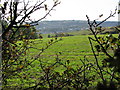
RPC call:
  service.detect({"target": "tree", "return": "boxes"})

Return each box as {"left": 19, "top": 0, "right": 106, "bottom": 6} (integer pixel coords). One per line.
{"left": 86, "top": 8, "right": 120, "bottom": 89}
{"left": 1, "top": 0, "right": 119, "bottom": 89}
{"left": 1, "top": 0, "right": 60, "bottom": 88}
{"left": 16, "top": 25, "right": 39, "bottom": 39}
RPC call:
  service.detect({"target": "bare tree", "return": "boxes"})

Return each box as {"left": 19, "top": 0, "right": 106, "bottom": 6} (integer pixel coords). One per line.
{"left": 1, "top": 0, "right": 60, "bottom": 88}
{"left": 86, "top": 8, "right": 120, "bottom": 89}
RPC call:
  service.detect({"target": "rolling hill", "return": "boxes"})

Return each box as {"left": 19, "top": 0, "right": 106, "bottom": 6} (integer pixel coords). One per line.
{"left": 36, "top": 20, "right": 118, "bottom": 34}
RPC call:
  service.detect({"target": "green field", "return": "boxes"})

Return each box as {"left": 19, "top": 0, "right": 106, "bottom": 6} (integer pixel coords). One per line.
{"left": 29, "top": 35, "right": 93, "bottom": 62}
{"left": 26, "top": 34, "right": 107, "bottom": 71}
{"left": 7, "top": 33, "right": 118, "bottom": 89}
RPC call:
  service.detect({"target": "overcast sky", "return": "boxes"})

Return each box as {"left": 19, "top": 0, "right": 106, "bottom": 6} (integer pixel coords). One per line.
{"left": 43, "top": 0, "right": 119, "bottom": 21}
{"left": 1, "top": 0, "right": 119, "bottom": 21}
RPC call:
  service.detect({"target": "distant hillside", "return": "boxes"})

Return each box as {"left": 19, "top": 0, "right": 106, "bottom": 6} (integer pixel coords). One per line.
{"left": 36, "top": 20, "right": 118, "bottom": 34}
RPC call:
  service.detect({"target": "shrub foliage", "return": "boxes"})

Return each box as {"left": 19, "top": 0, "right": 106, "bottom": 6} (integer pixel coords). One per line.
{"left": 1, "top": 1, "right": 120, "bottom": 90}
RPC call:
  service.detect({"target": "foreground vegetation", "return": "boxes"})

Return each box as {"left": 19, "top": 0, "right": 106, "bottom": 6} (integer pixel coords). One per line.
{"left": 4, "top": 33, "right": 119, "bottom": 89}
{"left": 2, "top": 1, "right": 120, "bottom": 89}
{"left": 3, "top": 27, "right": 120, "bottom": 89}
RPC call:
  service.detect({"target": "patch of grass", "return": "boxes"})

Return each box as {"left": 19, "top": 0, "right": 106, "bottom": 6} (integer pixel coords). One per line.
{"left": 8, "top": 34, "right": 118, "bottom": 88}
{"left": 29, "top": 35, "right": 92, "bottom": 60}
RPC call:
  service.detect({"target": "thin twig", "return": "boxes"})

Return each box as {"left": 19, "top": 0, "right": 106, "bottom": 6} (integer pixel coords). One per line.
{"left": 88, "top": 37, "right": 105, "bottom": 83}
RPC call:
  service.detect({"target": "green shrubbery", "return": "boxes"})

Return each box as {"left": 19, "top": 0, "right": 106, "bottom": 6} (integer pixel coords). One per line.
{"left": 1, "top": 1, "right": 120, "bottom": 90}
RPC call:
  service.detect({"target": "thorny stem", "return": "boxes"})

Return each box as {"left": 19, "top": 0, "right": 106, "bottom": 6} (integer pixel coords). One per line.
{"left": 86, "top": 9, "right": 117, "bottom": 59}
{"left": 86, "top": 9, "right": 117, "bottom": 84}
{"left": 88, "top": 37, "right": 105, "bottom": 83}
{"left": 86, "top": 15, "right": 113, "bottom": 59}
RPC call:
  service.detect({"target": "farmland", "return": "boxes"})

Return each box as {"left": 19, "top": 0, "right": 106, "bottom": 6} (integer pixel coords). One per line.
{"left": 2, "top": 0, "right": 120, "bottom": 89}
{"left": 28, "top": 35, "right": 97, "bottom": 65}
{"left": 6, "top": 31, "right": 119, "bottom": 89}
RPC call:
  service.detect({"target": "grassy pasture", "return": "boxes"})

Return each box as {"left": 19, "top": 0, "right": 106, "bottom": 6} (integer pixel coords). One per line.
{"left": 27, "top": 34, "right": 107, "bottom": 69}
{"left": 8, "top": 33, "right": 118, "bottom": 88}
{"left": 26, "top": 33, "right": 118, "bottom": 75}
{"left": 29, "top": 36, "right": 92, "bottom": 61}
